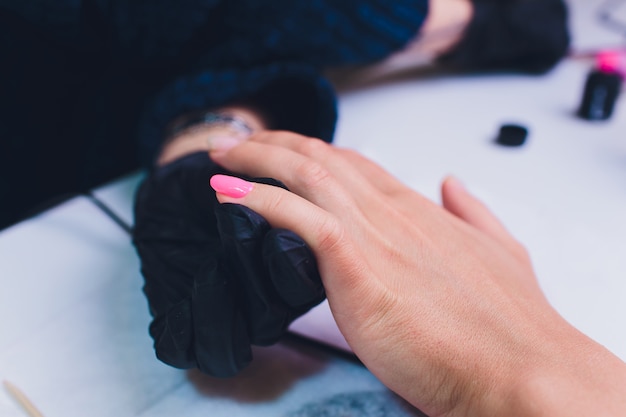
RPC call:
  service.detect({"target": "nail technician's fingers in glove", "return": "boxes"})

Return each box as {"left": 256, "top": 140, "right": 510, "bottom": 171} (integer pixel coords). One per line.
{"left": 245, "top": 171, "right": 326, "bottom": 310}
{"left": 246, "top": 177, "right": 325, "bottom": 310}
{"left": 191, "top": 257, "right": 253, "bottom": 377}
{"left": 262, "top": 228, "right": 325, "bottom": 310}
{"left": 209, "top": 174, "right": 372, "bottom": 309}
{"left": 135, "top": 239, "right": 253, "bottom": 378}
{"left": 134, "top": 152, "right": 327, "bottom": 377}
{"left": 214, "top": 203, "right": 291, "bottom": 345}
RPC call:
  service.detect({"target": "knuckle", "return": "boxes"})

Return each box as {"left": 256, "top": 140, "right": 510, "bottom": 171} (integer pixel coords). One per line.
{"left": 295, "top": 159, "right": 333, "bottom": 189}
{"left": 282, "top": 130, "right": 309, "bottom": 141}
{"left": 315, "top": 216, "right": 344, "bottom": 253}
{"left": 264, "top": 189, "right": 287, "bottom": 215}
{"left": 337, "top": 148, "right": 360, "bottom": 160}
{"left": 295, "top": 137, "right": 330, "bottom": 158}
{"left": 251, "top": 130, "right": 301, "bottom": 144}
{"left": 357, "top": 288, "right": 398, "bottom": 336}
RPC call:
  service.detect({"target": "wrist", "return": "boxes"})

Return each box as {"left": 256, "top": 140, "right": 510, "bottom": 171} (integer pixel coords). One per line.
{"left": 433, "top": 310, "right": 626, "bottom": 417}
{"left": 489, "top": 330, "right": 626, "bottom": 417}
{"left": 156, "top": 106, "right": 266, "bottom": 166}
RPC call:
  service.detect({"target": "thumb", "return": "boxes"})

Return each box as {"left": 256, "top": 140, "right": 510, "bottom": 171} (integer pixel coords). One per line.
{"left": 441, "top": 177, "right": 521, "bottom": 251}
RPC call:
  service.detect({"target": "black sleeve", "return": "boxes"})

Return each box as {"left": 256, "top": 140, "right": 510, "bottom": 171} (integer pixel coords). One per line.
{"left": 438, "top": 0, "right": 570, "bottom": 74}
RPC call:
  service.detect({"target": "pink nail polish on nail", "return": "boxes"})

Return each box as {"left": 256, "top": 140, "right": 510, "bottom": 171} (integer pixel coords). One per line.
{"left": 210, "top": 174, "right": 254, "bottom": 198}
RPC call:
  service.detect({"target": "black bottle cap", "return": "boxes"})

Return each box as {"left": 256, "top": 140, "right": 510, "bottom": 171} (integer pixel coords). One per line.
{"left": 496, "top": 124, "right": 529, "bottom": 147}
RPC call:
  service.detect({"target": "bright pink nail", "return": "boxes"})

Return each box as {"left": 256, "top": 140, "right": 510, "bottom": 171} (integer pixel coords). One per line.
{"left": 210, "top": 174, "right": 254, "bottom": 198}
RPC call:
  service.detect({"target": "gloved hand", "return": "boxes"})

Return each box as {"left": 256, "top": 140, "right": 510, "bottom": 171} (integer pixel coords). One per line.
{"left": 133, "top": 151, "right": 325, "bottom": 377}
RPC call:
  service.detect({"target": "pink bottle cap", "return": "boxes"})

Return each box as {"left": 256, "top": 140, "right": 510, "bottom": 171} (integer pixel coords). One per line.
{"left": 597, "top": 50, "right": 626, "bottom": 77}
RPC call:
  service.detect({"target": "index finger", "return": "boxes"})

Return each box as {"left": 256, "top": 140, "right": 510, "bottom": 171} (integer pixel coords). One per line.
{"left": 249, "top": 131, "right": 411, "bottom": 199}
{"left": 209, "top": 139, "right": 361, "bottom": 218}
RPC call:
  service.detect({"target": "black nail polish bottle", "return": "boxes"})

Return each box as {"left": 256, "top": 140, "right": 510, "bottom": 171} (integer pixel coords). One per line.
{"left": 577, "top": 51, "right": 624, "bottom": 121}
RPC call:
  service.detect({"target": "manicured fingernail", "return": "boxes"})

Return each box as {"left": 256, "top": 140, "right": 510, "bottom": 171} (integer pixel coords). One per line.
{"left": 210, "top": 174, "right": 254, "bottom": 198}
{"left": 206, "top": 135, "right": 246, "bottom": 153}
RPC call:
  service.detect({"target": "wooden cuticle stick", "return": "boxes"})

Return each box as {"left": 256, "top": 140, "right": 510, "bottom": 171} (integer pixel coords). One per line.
{"left": 3, "top": 380, "right": 45, "bottom": 417}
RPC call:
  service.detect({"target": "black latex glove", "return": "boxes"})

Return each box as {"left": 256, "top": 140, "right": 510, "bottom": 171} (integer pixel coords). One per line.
{"left": 133, "top": 152, "right": 325, "bottom": 377}
{"left": 438, "top": 0, "right": 570, "bottom": 74}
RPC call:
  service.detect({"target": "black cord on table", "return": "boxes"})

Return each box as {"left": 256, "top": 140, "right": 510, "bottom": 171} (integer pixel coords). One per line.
{"left": 84, "top": 192, "right": 133, "bottom": 236}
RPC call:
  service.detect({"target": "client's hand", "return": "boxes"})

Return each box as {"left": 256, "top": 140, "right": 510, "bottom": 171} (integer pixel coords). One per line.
{"left": 207, "top": 131, "right": 626, "bottom": 416}
{"left": 132, "top": 151, "right": 325, "bottom": 377}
